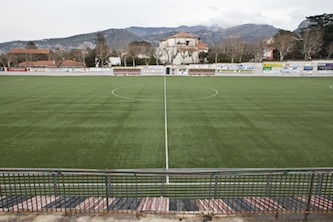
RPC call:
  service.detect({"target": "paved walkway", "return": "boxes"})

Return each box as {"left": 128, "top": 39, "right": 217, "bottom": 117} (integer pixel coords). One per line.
{"left": 1, "top": 213, "right": 333, "bottom": 222}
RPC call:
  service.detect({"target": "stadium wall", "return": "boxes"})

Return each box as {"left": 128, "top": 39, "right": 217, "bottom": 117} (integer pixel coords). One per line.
{"left": 1, "top": 60, "right": 333, "bottom": 76}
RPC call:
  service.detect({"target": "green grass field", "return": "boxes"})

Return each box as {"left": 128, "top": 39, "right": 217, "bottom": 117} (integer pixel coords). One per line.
{"left": 0, "top": 75, "right": 333, "bottom": 169}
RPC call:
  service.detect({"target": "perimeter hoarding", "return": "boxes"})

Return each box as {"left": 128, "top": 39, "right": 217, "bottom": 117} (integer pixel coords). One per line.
{"left": 318, "top": 63, "right": 333, "bottom": 73}
{"left": 303, "top": 63, "right": 314, "bottom": 74}
{"left": 263, "top": 63, "right": 302, "bottom": 74}
{"left": 216, "top": 63, "right": 256, "bottom": 73}
{"left": 6, "top": 68, "right": 27, "bottom": 72}
{"left": 141, "top": 66, "right": 165, "bottom": 75}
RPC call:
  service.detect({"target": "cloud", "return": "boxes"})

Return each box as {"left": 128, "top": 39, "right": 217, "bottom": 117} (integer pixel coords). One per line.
{"left": 0, "top": 0, "right": 330, "bottom": 42}
{"left": 209, "top": 6, "right": 220, "bottom": 12}
{"left": 205, "top": 9, "right": 306, "bottom": 31}
{"left": 207, "top": 10, "right": 268, "bottom": 28}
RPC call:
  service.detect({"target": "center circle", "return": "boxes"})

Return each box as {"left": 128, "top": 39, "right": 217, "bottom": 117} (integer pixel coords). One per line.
{"left": 111, "top": 85, "right": 218, "bottom": 102}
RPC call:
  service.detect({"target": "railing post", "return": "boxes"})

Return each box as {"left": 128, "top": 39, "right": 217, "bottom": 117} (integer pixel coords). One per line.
{"left": 305, "top": 173, "right": 315, "bottom": 214}
{"left": 161, "top": 176, "right": 165, "bottom": 197}
{"left": 106, "top": 175, "right": 111, "bottom": 212}
{"left": 53, "top": 173, "right": 58, "bottom": 197}
{"left": 316, "top": 174, "right": 323, "bottom": 196}
{"left": 214, "top": 175, "right": 218, "bottom": 199}
{"left": 266, "top": 175, "right": 271, "bottom": 197}
{"left": 61, "top": 174, "right": 67, "bottom": 214}
{"left": 135, "top": 173, "right": 138, "bottom": 199}
{"left": 0, "top": 174, "right": 4, "bottom": 212}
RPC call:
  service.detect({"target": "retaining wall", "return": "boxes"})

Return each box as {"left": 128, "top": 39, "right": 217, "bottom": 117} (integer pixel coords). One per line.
{"left": 1, "top": 60, "right": 333, "bottom": 76}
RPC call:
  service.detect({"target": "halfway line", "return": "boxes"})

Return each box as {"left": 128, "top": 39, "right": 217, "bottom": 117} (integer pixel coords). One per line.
{"left": 164, "top": 76, "right": 170, "bottom": 184}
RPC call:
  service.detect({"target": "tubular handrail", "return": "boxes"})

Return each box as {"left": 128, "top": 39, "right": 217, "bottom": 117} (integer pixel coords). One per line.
{"left": 0, "top": 167, "right": 333, "bottom": 176}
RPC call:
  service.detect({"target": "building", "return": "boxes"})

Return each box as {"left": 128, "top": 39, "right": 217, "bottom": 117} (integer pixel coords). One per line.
{"left": 157, "top": 32, "right": 208, "bottom": 65}
{"left": 263, "top": 38, "right": 275, "bottom": 61}
{"left": 8, "top": 48, "right": 50, "bottom": 63}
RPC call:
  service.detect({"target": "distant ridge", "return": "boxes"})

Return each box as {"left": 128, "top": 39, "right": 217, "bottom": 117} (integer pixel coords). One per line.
{"left": 0, "top": 24, "right": 279, "bottom": 53}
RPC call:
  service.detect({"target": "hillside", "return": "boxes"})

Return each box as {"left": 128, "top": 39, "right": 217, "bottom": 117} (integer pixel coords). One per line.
{"left": 0, "top": 24, "right": 279, "bottom": 52}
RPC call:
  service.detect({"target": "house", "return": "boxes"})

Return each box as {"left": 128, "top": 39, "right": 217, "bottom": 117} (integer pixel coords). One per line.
{"left": 263, "top": 38, "right": 275, "bottom": 61}
{"left": 157, "top": 32, "right": 209, "bottom": 65}
{"left": 8, "top": 48, "right": 50, "bottom": 62}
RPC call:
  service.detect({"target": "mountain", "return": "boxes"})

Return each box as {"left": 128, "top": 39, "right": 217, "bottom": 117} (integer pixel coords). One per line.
{"left": 139, "top": 24, "right": 279, "bottom": 47}
{"left": 0, "top": 29, "right": 139, "bottom": 53}
{"left": 0, "top": 24, "right": 279, "bottom": 53}
{"left": 126, "top": 25, "right": 207, "bottom": 37}
{"left": 294, "top": 19, "right": 318, "bottom": 33}
{"left": 197, "top": 24, "right": 279, "bottom": 45}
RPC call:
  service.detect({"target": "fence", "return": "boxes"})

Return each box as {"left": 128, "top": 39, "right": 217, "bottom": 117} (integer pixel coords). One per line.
{"left": 0, "top": 168, "right": 332, "bottom": 215}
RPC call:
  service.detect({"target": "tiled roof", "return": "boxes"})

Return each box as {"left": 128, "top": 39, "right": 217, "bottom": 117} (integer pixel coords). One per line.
{"left": 196, "top": 43, "right": 209, "bottom": 50}
{"left": 9, "top": 48, "right": 50, "bottom": 54}
{"left": 169, "top": 32, "right": 196, "bottom": 39}
{"left": 61, "top": 60, "right": 85, "bottom": 67}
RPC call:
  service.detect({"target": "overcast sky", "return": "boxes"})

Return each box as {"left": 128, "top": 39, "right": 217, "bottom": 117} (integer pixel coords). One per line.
{"left": 0, "top": 0, "right": 331, "bottom": 43}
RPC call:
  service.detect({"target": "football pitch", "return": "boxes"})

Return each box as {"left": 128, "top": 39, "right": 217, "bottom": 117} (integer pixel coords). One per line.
{"left": 0, "top": 75, "right": 333, "bottom": 169}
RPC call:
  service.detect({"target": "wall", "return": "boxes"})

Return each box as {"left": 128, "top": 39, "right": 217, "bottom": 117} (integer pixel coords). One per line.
{"left": 1, "top": 60, "right": 333, "bottom": 76}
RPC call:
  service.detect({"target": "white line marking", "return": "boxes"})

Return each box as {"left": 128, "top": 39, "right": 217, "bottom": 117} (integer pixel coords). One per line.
{"left": 330, "top": 85, "right": 333, "bottom": 89}
{"left": 111, "top": 85, "right": 219, "bottom": 102}
{"left": 111, "top": 85, "right": 161, "bottom": 101}
{"left": 0, "top": 79, "right": 25, "bottom": 84}
{"left": 164, "top": 77, "right": 170, "bottom": 184}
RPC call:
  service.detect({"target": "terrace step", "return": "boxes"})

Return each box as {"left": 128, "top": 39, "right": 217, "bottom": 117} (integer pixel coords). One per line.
{"left": 1, "top": 196, "right": 332, "bottom": 214}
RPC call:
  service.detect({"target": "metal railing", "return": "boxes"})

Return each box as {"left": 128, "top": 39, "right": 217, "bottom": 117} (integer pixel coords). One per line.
{"left": 0, "top": 168, "right": 332, "bottom": 215}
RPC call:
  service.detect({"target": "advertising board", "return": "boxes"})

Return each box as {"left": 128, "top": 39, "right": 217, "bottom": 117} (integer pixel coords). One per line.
{"left": 216, "top": 63, "right": 256, "bottom": 73}
{"left": 6, "top": 68, "right": 27, "bottom": 72}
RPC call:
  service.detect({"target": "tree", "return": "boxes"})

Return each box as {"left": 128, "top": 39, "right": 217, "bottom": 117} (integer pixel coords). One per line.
{"left": 221, "top": 37, "right": 246, "bottom": 63}
{"left": 153, "top": 48, "right": 164, "bottom": 65}
{"left": 137, "top": 46, "right": 155, "bottom": 65}
{"left": 207, "top": 46, "right": 222, "bottom": 63}
{"left": 178, "top": 46, "right": 197, "bottom": 64}
{"left": 26, "top": 41, "right": 37, "bottom": 49}
{"left": 50, "top": 48, "right": 66, "bottom": 68}
{"left": 95, "top": 32, "right": 111, "bottom": 67}
{"left": 301, "top": 29, "right": 324, "bottom": 60}
{"left": 84, "top": 49, "right": 97, "bottom": 67}
{"left": 273, "top": 30, "right": 297, "bottom": 61}
{"left": 307, "top": 13, "right": 333, "bottom": 28}
{"left": 116, "top": 39, "right": 131, "bottom": 67}
{"left": 5, "top": 53, "right": 18, "bottom": 67}
{"left": 25, "top": 41, "right": 38, "bottom": 64}
{"left": 326, "top": 41, "right": 333, "bottom": 58}
{"left": 237, "top": 41, "right": 247, "bottom": 63}
{"left": 68, "top": 49, "right": 85, "bottom": 65}
{"left": 125, "top": 42, "right": 139, "bottom": 66}
{"left": 0, "top": 54, "right": 7, "bottom": 67}
{"left": 127, "top": 41, "right": 153, "bottom": 66}
{"left": 305, "top": 14, "right": 333, "bottom": 58}
{"left": 247, "top": 39, "right": 265, "bottom": 62}
{"left": 198, "top": 51, "right": 207, "bottom": 63}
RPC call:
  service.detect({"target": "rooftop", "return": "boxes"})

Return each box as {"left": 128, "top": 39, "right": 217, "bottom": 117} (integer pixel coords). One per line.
{"left": 8, "top": 48, "right": 50, "bottom": 54}
{"left": 169, "top": 32, "right": 196, "bottom": 39}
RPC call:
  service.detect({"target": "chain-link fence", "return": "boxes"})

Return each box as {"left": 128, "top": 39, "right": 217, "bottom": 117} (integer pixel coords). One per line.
{"left": 0, "top": 168, "right": 332, "bottom": 214}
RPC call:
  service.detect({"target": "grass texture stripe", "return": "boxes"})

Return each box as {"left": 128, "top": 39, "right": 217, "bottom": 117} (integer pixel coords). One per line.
{"left": 0, "top": 76, "right": 333, "bottom": 169}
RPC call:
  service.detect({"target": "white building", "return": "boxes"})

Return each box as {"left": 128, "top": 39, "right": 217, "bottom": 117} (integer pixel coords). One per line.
{"left": 157, "top": 32, "right": 208, "bottom": 65}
